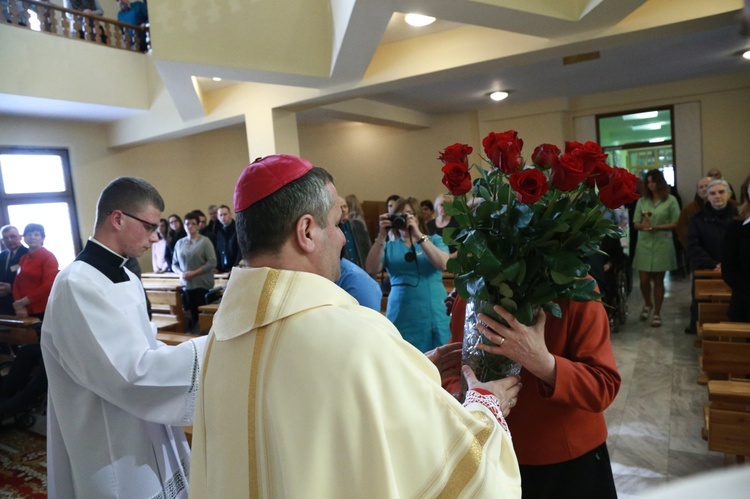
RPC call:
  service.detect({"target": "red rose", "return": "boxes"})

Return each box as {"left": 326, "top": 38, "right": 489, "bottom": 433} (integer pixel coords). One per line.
{"left": 564, "top": 140, "right": 584, "bottom": 154}
{"left": 586, "top": 162, "right": 614, "bottom": 188}
{"left": 571, "top": 141, "right": 608, "bottom": 174}
{"left": 598, "top": 167, "right": 640, "bottom": 209}
{"left": 441, "top": 162, "right": 472, "bottom": 196}
{"left": 509, "top": 168, "right": 549, "bottom": 204}
{"left": 439, "top": 143, "right": 473, "bottom": 165}
{"left": 531, "top": 143, "right": 561, "bottom": 169}
{"left": 550, "top": 154, "right": 588, "bottom": 191}
{"left": 482, "top": 130, "right": 523, "bottom": 174}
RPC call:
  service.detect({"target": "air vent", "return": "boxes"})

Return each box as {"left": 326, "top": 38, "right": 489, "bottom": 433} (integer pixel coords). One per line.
{"left": 562, "top": 51, "right": 601, "bottom": 65}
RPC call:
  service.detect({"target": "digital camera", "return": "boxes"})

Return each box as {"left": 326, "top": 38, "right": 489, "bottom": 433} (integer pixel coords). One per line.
{"left": 388, "top": 213, "right": 408, "bottom": 230}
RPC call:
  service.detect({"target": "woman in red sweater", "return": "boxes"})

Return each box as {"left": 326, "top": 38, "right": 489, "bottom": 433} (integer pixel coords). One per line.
{"left": 448, "top": 292, "right": 621, "bottom": 498}
{"left": 13, "top": 223, "right": 59, "bottom": 320}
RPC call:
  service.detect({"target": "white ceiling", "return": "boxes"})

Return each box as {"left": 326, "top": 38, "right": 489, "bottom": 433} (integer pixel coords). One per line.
{"left": 2, "top": 0, "right": 749, "bottom": 130}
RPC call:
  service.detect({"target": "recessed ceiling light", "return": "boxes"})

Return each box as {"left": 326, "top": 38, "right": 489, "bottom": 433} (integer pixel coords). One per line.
{"left": 212, "top": 77, "right": 222, "bottom": 82}
{"left": 631, "top": 123, "right": 662, "bottom": 131}
{"left": 404, "top": 13, "right": 436, "bottom": 27}
{"left": 622, "top": 111, "right": 658, "bottom": 120}
{"left": 489, "top": 91, "right": 509, "bottom": 101}
{"left": 743, "top": 50, "right": 750, "bottom": 60}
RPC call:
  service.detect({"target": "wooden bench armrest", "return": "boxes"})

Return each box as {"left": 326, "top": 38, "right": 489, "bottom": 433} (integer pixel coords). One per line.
{"left": 708, "top": 380, "right": 750, "bottom": 404}
{"left": 699, "top": 322, "right": 750, "bottom": 339}
{"left": 156, "top": 332, "right": 196, "bottom": 345}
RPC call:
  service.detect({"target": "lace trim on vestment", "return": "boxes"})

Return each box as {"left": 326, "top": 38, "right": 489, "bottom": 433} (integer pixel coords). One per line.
{"left": 148, "top": 456, "right": 190, "bottom": 499}
{"left": 464, "top": 389, "right": 510, "bottom": 436}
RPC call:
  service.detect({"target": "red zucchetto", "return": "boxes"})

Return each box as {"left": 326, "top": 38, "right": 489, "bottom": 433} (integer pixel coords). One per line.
{"left": 234, "top": 154, "right": 313, "bottom": 212}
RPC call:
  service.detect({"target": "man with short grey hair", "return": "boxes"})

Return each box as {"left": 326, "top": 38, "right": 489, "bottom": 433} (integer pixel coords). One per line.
{"left": 42, "top": 176, "right": 207, "bottom": 498}
{"left": 0, "top": 225, "right": 28, "bottom": 315}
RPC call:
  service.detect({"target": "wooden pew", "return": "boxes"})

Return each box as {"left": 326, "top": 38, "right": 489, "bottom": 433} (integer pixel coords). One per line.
{"left": 156, "top": 331, "right": 195, "bottom": 346}
{"left": 144, "top": 284, "right": 185, "bottom": 333}
{"left": 694, "top": 269, "right": 723, "bottom": 279}
{"left": 699, "top": 322, "right": 750, "bottom": 384}
{"left": 143, "top": 272, "right": 230, "bottom": 288}
{"left": 697, "top": 302, "right": 730, "bottom": 336}
{"left": 0, "top": 316, "right": 42, "bottom": 346}
{"left": 198, "top": 303, "right": 219, "bottom": 334}
{"left": 704, "top": 380, "right": 750, "bottom": 462}
{"left": 694, "top": 279, "right": 732, "bottom": 302}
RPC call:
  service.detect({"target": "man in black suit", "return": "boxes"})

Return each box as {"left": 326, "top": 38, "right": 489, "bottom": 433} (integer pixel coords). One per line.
{"left": 0, "top": 225, "right": 29, "bottom": 315}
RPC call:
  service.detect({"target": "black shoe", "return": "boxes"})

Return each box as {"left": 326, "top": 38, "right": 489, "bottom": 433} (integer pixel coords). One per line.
{"left": 684, "top": 326, "right": 697, "bottom": 335}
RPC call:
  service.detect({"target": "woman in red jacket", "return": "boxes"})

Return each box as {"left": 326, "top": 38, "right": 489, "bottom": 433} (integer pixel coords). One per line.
{"left": 12, "top": 223, "right": 59, "bottom": 320}
{"left": 448, "top": 291, "right": 621, "bottom": 498}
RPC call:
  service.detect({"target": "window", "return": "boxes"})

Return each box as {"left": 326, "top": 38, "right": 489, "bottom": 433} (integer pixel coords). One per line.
{"left": 0, "top": 148, "right": 81, "bottom": 268}
{"left": 596, "top": 106, "right": 676, "bottom": 187}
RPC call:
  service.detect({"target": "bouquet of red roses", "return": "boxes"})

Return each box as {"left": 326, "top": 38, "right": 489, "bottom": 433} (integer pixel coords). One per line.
{"left": 439, "top": 130, "right": 640, "bottom": 326}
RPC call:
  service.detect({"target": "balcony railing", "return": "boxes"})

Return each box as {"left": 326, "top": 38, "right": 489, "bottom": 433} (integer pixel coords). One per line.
{"left": 5, "top": 0, "right": 150, "bottom": 52}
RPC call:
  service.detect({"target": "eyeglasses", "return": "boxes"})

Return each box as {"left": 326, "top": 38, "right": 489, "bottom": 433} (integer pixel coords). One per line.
{"left": 122, "top": 212, "right": 159, "bottom": 233}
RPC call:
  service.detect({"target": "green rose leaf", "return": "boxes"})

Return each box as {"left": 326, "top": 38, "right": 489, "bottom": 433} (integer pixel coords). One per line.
{"left": 514, "top": 300, "right": 535, "bottom": 326}
{"left": 446, "top": 257, "right": 462, "bottom": 275}
{"left": 499, "top": 297, "right": 517, "bottom": 312}
{"left": 544, "top": 252, "right": 589, "bottom": 277}
{"left": 497, "top": 282, "right": 514, "bottom": 298}
{"left": 568, "top": 278, "right": 601, "bottom": 302}
{"left": 543, "top": 301, "right": 563, "bottom": 318}
{"left": 503, "top": 261, "right": 520, "bottom": 281}
{"left": 456, "top": 272, "right": 492, "bottom": 301}
{"left": 551, "top": 270, "right": 577, "bottom": 285}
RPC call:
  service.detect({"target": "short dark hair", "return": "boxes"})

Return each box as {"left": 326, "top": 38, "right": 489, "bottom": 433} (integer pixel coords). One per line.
{"left": 96, "top": 177, "right": 164, "bottom": 229}
{"left": 386, "top": 194, "right": 400, "bottom": 204}
{"left": 236, "top": 167, "right": 334, "bottom": 258}
{"left": 191, "top": 210, "right": 206, "bottom": 218}
{"left": 184, "top": 212, "right": 200, "bottom": 224}
{"left": 420, "top": 199, "right": 434, "bottom": 211}
{"left": 219, "top": 205, "right": 231, "bottom": 212}
{"left": 23, "top": 223, "right": 46, "bottom": 238}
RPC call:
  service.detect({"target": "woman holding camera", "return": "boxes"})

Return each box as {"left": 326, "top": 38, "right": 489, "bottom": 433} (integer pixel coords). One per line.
{"left": 365, "top": 197, "right": 451, "bottom": 352}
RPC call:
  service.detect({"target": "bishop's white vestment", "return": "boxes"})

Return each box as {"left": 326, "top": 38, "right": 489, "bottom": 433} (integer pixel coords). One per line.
{"left": 41, "top": 240, "right": 207, "bottom": 498}
{"left": 190, "top": 267, "right": 520, "bottom": 498}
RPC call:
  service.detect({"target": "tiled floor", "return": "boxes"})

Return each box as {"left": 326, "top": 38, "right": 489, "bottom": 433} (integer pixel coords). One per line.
{"left": 605, "top": 272, "right": 728, "bottom": 497}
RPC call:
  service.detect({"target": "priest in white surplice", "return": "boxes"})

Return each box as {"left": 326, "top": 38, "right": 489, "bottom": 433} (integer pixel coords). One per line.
{"left": 41, "top": 177, "right": 207, "bottom": 498}
{"left": 190, "top": 155, "right": 522, "bottom": 498}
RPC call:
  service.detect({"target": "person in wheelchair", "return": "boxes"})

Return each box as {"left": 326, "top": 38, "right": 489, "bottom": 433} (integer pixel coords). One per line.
{"left": 585, "top": 235, "right": 627, "bottom": 327}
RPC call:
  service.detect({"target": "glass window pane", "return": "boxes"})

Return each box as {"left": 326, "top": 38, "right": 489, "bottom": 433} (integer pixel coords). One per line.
{"left": 8, "top": 203, "right": 76, "bottom": 268}
{"left": 0, "top": 154, "right": 66, "bottom": 194}
{"left": 599, "top": 109, "right": 672, "bottom": 148}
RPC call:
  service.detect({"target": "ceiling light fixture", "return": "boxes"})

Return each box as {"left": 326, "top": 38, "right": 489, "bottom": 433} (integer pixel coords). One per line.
{"left": 622, "top": 111, "right": 658, "bottom": 120}
{"left": 489, "top": 91, "right": 509, "bottom": 101}
{"left": 212, "top": 77, "right": 222, "bottom": 82}
{"left": 743, "top": 50, "right": 750, "bottom": 60}
{"left": 404, "top": 13, "right": 436, "bottom": 27}
{"left": 631, "top": 123, "right": 662, "bottom": 131}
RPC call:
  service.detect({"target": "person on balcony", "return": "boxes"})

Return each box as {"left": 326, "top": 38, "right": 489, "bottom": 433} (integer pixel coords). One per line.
{"left": 64, "top": 0, "right": 104, "bottom": 42}
{"left": 116, "top": 0, "right": 148, "bottom": 51}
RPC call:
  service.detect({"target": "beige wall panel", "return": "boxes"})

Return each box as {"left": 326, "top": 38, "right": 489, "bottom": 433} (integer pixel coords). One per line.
{"left": 298, "top": 112, "right": 479, "bottom": 206}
